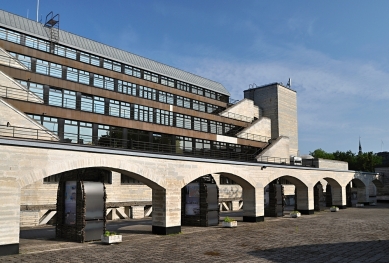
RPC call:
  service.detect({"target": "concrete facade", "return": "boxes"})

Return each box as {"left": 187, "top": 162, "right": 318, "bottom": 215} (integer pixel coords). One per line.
{"left": 244, "top": 83, "right": 298, "bottom": 156}
{"left": 0, "top": 137, "right": 382, "bottom": 254}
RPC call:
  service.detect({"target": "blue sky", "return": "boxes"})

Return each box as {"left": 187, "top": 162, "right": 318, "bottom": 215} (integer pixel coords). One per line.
{"left": 2, "top": 1, "right": 389, "bottom": 155}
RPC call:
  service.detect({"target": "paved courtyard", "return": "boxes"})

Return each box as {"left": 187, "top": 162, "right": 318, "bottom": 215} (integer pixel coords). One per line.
{"left": 2, "top": 204, "right": 389, "bottom": 262}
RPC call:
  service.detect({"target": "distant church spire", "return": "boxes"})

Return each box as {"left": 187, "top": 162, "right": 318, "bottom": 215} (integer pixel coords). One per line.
{"left": 359, "top": 137, "right": 362, "bottom": 155}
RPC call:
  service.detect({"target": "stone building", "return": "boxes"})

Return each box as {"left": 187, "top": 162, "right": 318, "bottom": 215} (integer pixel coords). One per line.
{"left": 0, "top": 9, "right": 298, "bottom": 226}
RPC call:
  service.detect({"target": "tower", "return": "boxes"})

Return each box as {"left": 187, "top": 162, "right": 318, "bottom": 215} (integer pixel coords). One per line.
{"left": 244, "top": 83, "right": 298, "bottom": 156}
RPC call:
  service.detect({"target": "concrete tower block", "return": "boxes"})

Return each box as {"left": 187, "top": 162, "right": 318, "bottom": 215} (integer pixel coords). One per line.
{"left": 244, "top": 83, "right": 298, "bottom": 156}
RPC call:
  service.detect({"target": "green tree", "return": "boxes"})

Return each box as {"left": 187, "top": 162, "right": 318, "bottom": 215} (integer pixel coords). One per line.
{"left": 309, "top": 149, "right": 382, "bottom": 172}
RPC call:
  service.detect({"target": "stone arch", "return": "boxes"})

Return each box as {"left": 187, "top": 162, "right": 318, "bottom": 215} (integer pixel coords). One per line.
{"left": 265, "top": 174, "right": 313, "bottom": 214}
{"left": 18, "top": 157, "right": 166, "bottom": 190}
{"left": 351, "top": 178, "right": 368, "bottom": 205}
{"left": 323, "top": 177, "right": 344, "bottom": 208}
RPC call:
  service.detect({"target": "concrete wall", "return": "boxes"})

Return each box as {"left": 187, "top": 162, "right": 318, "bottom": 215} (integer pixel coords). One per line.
{"left": 219, "top": 98, "right": 259, "bottom": 122}
{"left": 0, "top": 98, "right": 58, "bottom": 141}
{"left": 237, "top": 117, "right": 271, "bottom": 140}
{"left": 244, "top": 83, "right": 298, "bottom": 156}
{"left": 316, "top": 159, "right": 348, "bottom": 170}
{"left": 375, "top": 167, "right": 389, "bottom": 199}
{"left": 256, "top": 136, "right": 290, "bottom": 164}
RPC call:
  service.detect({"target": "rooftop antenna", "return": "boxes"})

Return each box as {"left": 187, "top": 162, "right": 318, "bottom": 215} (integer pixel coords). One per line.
{"left": 36, "top": 0, "right": 39, "bottom": 22}
{"left": 248, "top": 83, "right": 257, "bottom": 89}
{"left": 287, "top": 78, "right": 292, "bottom": 88}
{"left": 381, "top": 140, "right": 384, "bottom": 152}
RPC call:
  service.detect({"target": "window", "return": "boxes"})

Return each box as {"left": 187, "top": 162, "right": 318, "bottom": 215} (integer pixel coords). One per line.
{"left": 25, "top": 36, "right": 49, "bottom": 52}
{"left": 124, "top": 65, "right": 141, "bottom": 78}
{"left": 66, "top": 67, "right": 78, "bottom": 82}
{"left": 183, "top": 97, "right": 191, "bottom": 109}
{"left": 177, "top": 81, "right": 190, "bottom": 92}
{"left": 36, "top": 59, "right": 49, "bottom": 75}
{"left": 134, "top": 105, "right": 153, "bottom": 123}
{"left": 54, "top": 45, "right": 77, "bottom": 60}
{"left": 156, "top": 109, "right": 173, "bottom": 126}
{"left": 48, "top": 88, "right": 63, "bottom": 107}
{"left": 158, "top": 91, "right": 175, "bottom": 104}
{"left": 118, "top": 80, "right": 137, "bottom": 96}
{"left": 105, "top": 77, "right": 114, "bottom": 91}
{"left": 120, "top": 102, "right": 131, "bottom": 119}
{"left": 193, "top": 118, "right": 201, "bottom": 131}
{"left": 63, "top": 90, "right": 76, "bottom": 109}
{"left": 184, "top": 115, "right": 192, "bottom": 129}
{"left": 48, "top": 62, "right": 62, "bottom": 78}
{"left": 78, "top": 70, "right": 90, "bottom": 85}
{"left": 81, "top": 52, "right": 100, "bottom": 66}
{"left": 17, "top": 80, "right": 44, "bottom": 99}
{"left": 176, "top": 96, "right": 183, "bottom": 107}
{"left": 139, "top": 86, "right": 156, "bottom": 100}
{"left": 109, "top": 99, "right": 120, "bottom": 117}
{"left": 144, "top": 71, "right": 158, "bottom": 83}
{"left": 64, "top": 120, "right": 79, "bottom": 143}
{"left": 81, "top": 94, "right": 93, "bottom": 112}
{"left": 93, "top": 96, "right": 105, "bottom": 114}
{"left": 93, "top": 74, "right": 104, "bottom": 89}
{"left": 79, "top": 122, "right": 93, "bottom": 145}
{"left": 42, "top": 117, "right": 58, "bottom": 133}
{"left": 10, "top": 53, "right": 32, "bottom": 69}
{"left": 0, "top": 28, "right": 20, "bottom": 43}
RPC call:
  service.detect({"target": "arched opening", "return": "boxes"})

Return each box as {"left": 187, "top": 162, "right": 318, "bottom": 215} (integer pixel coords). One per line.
{"left": 264, "top": 175, "right": 312, "bottom": 216}
{"left": 323, "top": 178, "right": 344, "bottom": 209}
{"left": 348, "top": 179, "right": 368, "bottom": 206}
{"left": 19, "top": 165, "right": 167, "bottom": 246}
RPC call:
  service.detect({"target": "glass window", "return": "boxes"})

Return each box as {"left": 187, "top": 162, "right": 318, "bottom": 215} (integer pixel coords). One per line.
{"left": 66, "top": 67, "right": 78, "bottom": 82}
{"left": 64, "top": 120, "right": 78, "bottom": 143}
{"left": 103, "top": 59, "right": 113, "bottom": 70}
{"left": 161, "top": 76, "right": 167, "bottom": 86}
{"left": 81, "top": 94, "right": 93, "bottom": 112}
{"left": 156, "top": 109, "right": 173, "bottom": 126}
{"left": 93, "top": 96, "right": 105, "bottom": 114}
{"left": 63, "top": 90, "right": 76, "bottom": 109}
{"left": 49, "top": 62, "right": 62, "bottom": 78}
{"left": 201, "top": 118, "right": 208, "bottom": 132}
{"left": 93, "top": 74, "right": 104, "bottom": 88}
{"left": 42, "top": 117, "right": 58, "bottom": 133}
{"left": 158, "top": 91, "right": 167, "bottom": 103}
{"left": 11, "top": 53, "right": 32, "bottom": 69}
{"left": 177, "top": 81, "right": 190, "bottom": 92}
{"left": 109, "top": 99, "right": 120, "bottom": 117}
{"left": 17, "top": 80, "right": 44, "bottom": 99}
{"left": 25, "top": 36, "right": 49, "bottom": 52}
{"left": 48, "top": 88, "right": 62, "bottom": 107}
{"left": 36, "top": 59, "right": 49, "bottom": 75}
{"left": 80, "top": 52, "right": 90, "bottom": 64}
{"left": 143, "top": 71, "right": 151, "bottom": 81}
{"left": 105, "top": 77, "right": 114, "bottom": 91}
{"left": 121, "top": 102, "right": 131, "bottom": 119}
{"left": 118, "top": 80, "right": 137, "bottom": 96}
{"left": 176, "top": 96, "right": 183, "bottom": 107}
{"left": 79, "top": 122, "right": 93, "bottom": 145}
{"left": 135, "top": 105, "right": 153, "bottom": 123}
{"left": 199, "top": 101, "right": 206, "bottom": 112}
{"left": 139, "top": 86, "right": 156, "bottom": 100}
{"left": 78, "top": 70, "right": 90, "bottom": 85}
{"left": 193, "top": 100, "right": 199, "bottom": 111}
{"left": 113, "top": 61, "right": 121, "bottom": 72}
{"left": 184, "top": 115, "right": 192, "bottom": 129}
{"left": 193, "top": 117, "right": 201, "bottom": 131}
{"left": 183, "top": 97, "right": 191, "bottom": 109}
{"left": 176, "top": 114, "right": 184, "bottom": 128}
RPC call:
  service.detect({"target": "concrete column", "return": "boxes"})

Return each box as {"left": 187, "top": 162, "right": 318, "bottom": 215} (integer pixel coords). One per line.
{"left": 296, "top": 186, "right": 314, "bottom": 214}
{"left": 357, "top": 186, "right": 369, "bottom": 205}
{"left": 0, "top": 178, "right": 20, "bottom": 256}
{"left": 332, "top": 185, "right": 347, "bottom": 209}
{"left": 242, "top": 184, "right": 264, "bottom": 222}
{"left": 131, "top": 206, "right": 144, "bottom": 219}
{"left": 231, "top": 200, "right": 240, "bottom": 211}
{"left": 152, "top": 187, "right": 181, "bottom": 235}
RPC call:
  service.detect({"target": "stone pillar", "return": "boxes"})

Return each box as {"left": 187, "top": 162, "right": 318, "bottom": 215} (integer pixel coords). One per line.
{"left": 152, "top": 187, "right": 181, "bottom": 235}
{"left": 332, "top": 185, "right": 347, "bottom": 209}
{"left": 131, "top": 206, "right": 144, "bottom": 219}
{"left": 0, "top": 178, "right": 20, "bottom": 256}
{"left": 296, "top": 186, "right": 314, "bottom": 214}
{"left": 231, "top": 200, "right": 240, "bottom": 211}
{"left": 357, "top": 186, "right": 369, "bottom": 205}
{"left": 242, "top": 184, "right": 264, "bottom": 222}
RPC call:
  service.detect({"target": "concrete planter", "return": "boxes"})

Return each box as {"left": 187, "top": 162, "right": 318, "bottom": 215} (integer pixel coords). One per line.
{"left": 290, "top": 212, "right": 301, "bottom": 218}
{"left": 101, "top": 234, "right": 122, "bottom": 244}
{"left": 222, "top": 221, "right": 237, "bottom": 228}
{"left": 330, "top": 207, "right": 339, "bottom": 212}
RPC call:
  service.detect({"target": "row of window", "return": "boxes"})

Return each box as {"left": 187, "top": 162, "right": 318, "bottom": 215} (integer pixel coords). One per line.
{"left": 28, "top": 114, "right": 259, "bottom": 156}
{"left": 12, "top": 54, "right": 222, "bottom": 114}
{"left": 0, "top": 26, "right": 229, "bottom": 102}
{"left": 19, "top": 80, "right": 237, "bottom": 135}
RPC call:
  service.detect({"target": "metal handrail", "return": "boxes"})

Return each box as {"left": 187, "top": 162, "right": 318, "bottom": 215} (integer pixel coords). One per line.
{"left": 257, "top": 156, "right": 288, "bottom": 164}
{"left": 0, "top": 124, "right": 262, "bottom": 163}
{"left": 0, "top": 53, "right": 29, "bottom": 69}
{"left": 237, "top": 132, "right": 270, "bottom": 143}
{"left": 220, "top": 111, "right": 252, "bottom": 122}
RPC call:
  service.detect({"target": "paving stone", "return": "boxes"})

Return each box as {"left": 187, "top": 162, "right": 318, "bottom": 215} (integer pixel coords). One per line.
{"left": 1, "top": 204, "right": 389, "bottom": 262}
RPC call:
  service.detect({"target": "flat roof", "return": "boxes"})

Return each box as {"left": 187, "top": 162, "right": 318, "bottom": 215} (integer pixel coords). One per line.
{"left": 0, "top": 9, "right": 230, "bottom": 96}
